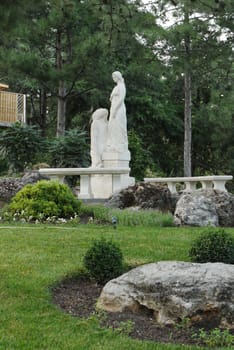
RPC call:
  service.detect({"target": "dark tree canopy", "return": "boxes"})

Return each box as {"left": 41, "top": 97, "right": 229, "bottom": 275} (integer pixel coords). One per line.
{"left": 0, "top": 0, "right": 233, "bottom": 184}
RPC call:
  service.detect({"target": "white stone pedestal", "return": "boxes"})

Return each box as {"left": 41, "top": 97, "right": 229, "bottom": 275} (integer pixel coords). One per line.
{"left": 102, "top": 150, "right": 135, "bottom": 190}
{"left": 90, "top": 174, "right": 112, "bottom": 199}
{"left": 102, "top": 150, "right": 130, "bottom": 168}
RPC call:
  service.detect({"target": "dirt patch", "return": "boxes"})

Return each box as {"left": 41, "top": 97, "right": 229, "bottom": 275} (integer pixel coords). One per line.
{"left": 51, "top": 275, "right": 234, "bottom": 346}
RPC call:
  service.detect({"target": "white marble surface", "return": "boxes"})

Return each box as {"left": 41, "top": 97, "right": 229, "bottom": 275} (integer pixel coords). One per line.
{"left": 105, "top": 71, "right": 128, "bottom": 153}
{"left": 90, "top": 108, "right": 108, "bottom": 168}
{"left": 39, "top": 167, "right": 132, "bottom": 199}
{"left": 144, "top": 175, "right": 233, "bottom": 193}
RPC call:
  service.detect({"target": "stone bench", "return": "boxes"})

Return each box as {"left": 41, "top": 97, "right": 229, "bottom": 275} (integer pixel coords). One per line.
{"left": 144, "top": 175, "right": 233, "bottom": 193}
{"left": 39, "top": 167, "right": 131, "bottom": 199}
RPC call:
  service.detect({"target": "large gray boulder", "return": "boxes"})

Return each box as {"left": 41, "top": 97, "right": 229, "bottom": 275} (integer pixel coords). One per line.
{"left": 97, "top": 261, "right": 234, "bottom": 328}
{"left": 208, "top": 190, "right": 234, "bottom": 227}
{"left": 174, "top": 190, "right": 218, "bottom": 227}
{"left": 174, "top": 189, "right": 234, "bottom": 227}
{"left": 106, "top": 182, "right": 174, "bottom": 213}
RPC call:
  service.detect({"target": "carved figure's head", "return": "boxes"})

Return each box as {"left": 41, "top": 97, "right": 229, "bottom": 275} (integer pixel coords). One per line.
{"left": 92, "top": 108, "right": 108, "bottom": 122}
{"left": 112, "top": 71, "right": 124, "bottom": 83}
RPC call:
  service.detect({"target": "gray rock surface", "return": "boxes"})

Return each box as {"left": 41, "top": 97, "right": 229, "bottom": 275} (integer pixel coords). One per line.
{"left": 97, "top": 261, "right": 234, "bottom": 328}
{"left": 106, "top": 182, "right": 173, "bottom": 213}
{"left": 0, "top": 178, "right": 22, "bottom": 203}
{"left": 0, "top": 171, "right": 49, "bottom": 205}
{"left": 174, "top": 190, "right": 218, "bottom": 226}
{"left": 174, "top": 189, "right": 234, "bottom": 227}
{"left": 207, "top": 190, "right": 234, "bottom": 227}
{"left": 21, "top": 171, "right": 49, "bottom": 186}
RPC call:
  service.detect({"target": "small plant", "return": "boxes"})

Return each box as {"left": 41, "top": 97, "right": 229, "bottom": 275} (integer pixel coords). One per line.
{"left": 8, "top": 180, "right": 81, "bottom": 221}
{"left": 189, "top": 228, "right": 234, "bottom": 264}
{"left": 94, "top": 309, "right": 107, "bottom": 323}
{"left": 175, "top": 317, "right": 191, "bottom": 330}
{"left": 83, "top": 238, "right": 124, "bottom": 284}
{"left": 193, "top": 328, "right": 234, "bottom": 347}
{"left": 114, "top": 320, "right": 135, "bottom": 336}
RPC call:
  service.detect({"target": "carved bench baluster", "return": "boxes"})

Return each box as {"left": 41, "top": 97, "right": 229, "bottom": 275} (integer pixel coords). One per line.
{"left": 144, "top": 175, "right": 232, "bottom": 193}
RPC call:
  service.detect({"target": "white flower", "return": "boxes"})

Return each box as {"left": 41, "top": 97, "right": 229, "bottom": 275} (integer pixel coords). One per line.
{"left": 57, "top": 218, "right": 67, "bottom": 223}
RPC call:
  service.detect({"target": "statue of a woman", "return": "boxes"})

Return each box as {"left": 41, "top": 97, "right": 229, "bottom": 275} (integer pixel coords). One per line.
{"left": 105, "top": 71, "right": 128, "bottom": 153}
{"left": 90, "top": 108, "right": 108, "bottom": 167}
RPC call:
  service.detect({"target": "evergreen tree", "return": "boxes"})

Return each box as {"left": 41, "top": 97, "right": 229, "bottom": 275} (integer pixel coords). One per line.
{"left": 138, "top": 0, "right": 233, "bottom": 176}
{"left": 1, "top": 0, "right": 232, "bottom": 181}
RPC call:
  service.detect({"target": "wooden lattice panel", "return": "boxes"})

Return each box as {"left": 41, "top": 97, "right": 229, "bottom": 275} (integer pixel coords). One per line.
{"left": 0, "top": 91, "right": 26, "bottom": 124}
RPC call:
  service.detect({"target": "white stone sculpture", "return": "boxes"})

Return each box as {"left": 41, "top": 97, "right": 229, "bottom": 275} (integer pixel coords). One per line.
{"left": 90, "top": 108, "right": 108, "bottom": 167}
{"left": 105, "top": 71, "right": 128, "bottom": 153}
{"left": 87, "top": 71, "right": 135, "bottom": 198}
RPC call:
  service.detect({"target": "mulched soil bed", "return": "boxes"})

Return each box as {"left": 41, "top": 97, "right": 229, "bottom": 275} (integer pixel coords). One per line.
{"left": 51, "top": 274, "right": 234, "bottom": 346}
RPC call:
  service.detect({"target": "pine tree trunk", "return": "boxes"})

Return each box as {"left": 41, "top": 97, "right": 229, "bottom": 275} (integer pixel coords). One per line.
{"left": 56, "top": 80, "right": 66, "bottom": 137}
{"left": 39, "top": 88, "right": 47, "bottom": 137}
{"left": 183, "top": 8, "right": 192, "bottom": 177}
{"left": 184, "top": 68, "right": 192, "bottom": 177}
{"left": 56, "top": 29, "right": 66, "bottom": 137}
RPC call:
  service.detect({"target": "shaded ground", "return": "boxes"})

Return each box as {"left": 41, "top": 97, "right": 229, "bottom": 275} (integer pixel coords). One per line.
{"left": 51, "top": 275, "right": 234, "bottom": 346}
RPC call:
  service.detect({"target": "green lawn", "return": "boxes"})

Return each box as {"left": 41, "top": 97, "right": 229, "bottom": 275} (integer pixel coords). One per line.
{"left": 0, "top": 223, "right": 233, "bottom": 350}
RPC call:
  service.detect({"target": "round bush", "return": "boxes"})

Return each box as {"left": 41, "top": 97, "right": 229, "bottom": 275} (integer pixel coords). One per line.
{"left": 9, "top": 180, "right": 81, "bottom": 221}
{"left": 83, "top": 238, "right": 124, "bottom": 284}
{"left": 189, "top": 229, "right": 234, "bottom": 264}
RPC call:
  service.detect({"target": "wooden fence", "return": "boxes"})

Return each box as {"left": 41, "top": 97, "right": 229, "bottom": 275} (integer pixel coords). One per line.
{"left": 0, "top": 91, "right": 26, "bottom": 126}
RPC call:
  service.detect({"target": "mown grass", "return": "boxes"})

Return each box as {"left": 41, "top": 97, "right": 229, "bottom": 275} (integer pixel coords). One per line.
{"left": 0, "top": 223, "right": 233, "bottom": 350}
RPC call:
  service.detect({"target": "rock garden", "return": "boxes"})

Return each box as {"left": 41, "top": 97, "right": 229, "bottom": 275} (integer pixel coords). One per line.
{"left": 0, "top": 176, "right": 233, "bottom": 348}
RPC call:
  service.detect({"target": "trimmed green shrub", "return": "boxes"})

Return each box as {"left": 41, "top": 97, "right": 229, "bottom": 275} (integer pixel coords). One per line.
{"left": 83, "top": 238, "right": 124, "bottom": 284}
{"left": 9, "top": 180, "right": 81, "bottom": 221}
{"left": 189, "top": 229, "right": 234, "bottom": 264}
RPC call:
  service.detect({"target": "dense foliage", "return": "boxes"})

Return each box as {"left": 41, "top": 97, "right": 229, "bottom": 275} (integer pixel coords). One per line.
{"left": 83, "top": 238, "right": 124, "bottom": 284}
{"left": 0, "top": 0, "right": 233, "bottom": 183}
{"left": 8, "top": 180, "right": 81, "bottom": 221}
{"left": 0, "top": 123, "right": 46, "bottom": 173}
{"left": 189, "top": 229, "right": 234, "bottom": 264}
{"left": 49, "top": 128, "right": 90, "bottom": 168}
{"left": 128, "top": 130, "right": 153, "bottom": 180}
